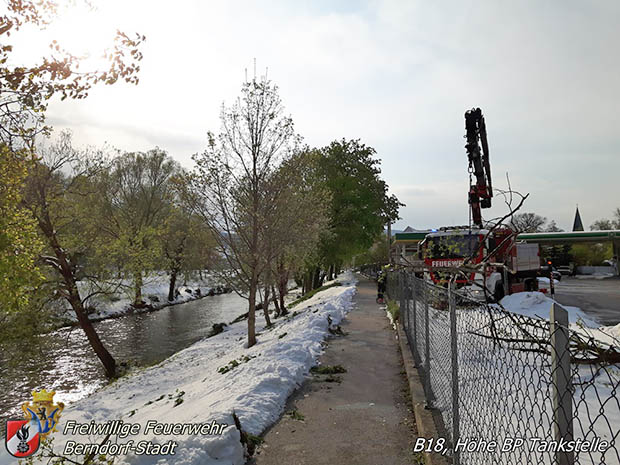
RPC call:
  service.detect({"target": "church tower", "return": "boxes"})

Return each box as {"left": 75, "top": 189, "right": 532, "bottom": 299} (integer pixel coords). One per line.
{"left": 572, "top": 206, "right": 584, "bottom": 231}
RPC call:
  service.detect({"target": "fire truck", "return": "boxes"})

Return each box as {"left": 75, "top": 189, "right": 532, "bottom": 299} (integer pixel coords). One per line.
{"left": 419, "top": 226, "right": 541, "bottom": 300}
{"left": 417, "top": 108, "right": 541, "bottom": 300}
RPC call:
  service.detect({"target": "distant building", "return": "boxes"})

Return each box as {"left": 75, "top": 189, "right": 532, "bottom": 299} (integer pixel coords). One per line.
{"left": 572, "top": 206, "right": 584, "bottom": 232}
{"left": 391, "top": 226, "right": 431, "bottom": 265}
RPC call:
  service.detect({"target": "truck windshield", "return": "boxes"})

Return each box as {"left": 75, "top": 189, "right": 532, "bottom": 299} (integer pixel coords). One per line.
{"left": 423, "top": 234, "right": 481, "bottom": 259}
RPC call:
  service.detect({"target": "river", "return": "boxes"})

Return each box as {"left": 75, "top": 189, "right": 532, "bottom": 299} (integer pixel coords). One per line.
{"left": 0, "top": 292, "right": 247, "bottom": 428}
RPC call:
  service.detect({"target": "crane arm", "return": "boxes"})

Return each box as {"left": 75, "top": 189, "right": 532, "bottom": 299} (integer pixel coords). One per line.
{"left": 465, "top": 107, "right": 493, "bottom": 228}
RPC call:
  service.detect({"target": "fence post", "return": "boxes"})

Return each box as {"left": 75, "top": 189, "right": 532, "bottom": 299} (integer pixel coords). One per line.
{"left": 550, "top": 303, "right": 574, "bottom": 465}
{"left": 399, "top": 271, "right": 406, "bottom": 323}
{"left": 404, "top": 272, "right": 410, "bottom": 331}
{"left": 424, "top": 280, "right": 432, "bottom": 407}
{"left": 449, "top": 282, "right": 460, "bottom": 465}
{"left": 412, "top": 276, "right": 417, "bottom": 358}
{"left": 402, "top": 273, "right": 408, "bottom": 330}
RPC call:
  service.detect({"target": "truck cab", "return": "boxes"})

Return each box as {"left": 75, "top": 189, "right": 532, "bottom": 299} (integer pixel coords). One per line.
{"left": 418, "top": 227, "right": 541, "bottom": 301}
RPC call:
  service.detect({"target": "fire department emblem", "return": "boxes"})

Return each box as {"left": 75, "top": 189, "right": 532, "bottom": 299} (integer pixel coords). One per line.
{"left": 5, "top": 390, "right": 64, "bottom": 458}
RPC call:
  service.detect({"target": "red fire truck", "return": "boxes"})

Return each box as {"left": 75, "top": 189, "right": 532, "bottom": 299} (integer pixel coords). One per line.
{"left": 416, "top": 108, "right": 541, "bottom": 301}
{"left": 418, "top": 226, "right": 541, "bottom": 300}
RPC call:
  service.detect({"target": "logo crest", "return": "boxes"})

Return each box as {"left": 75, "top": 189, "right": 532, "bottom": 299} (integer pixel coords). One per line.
{"left": 5, "top": 420, "right": 40, "bottom": 458}
{"left": 5, "top": 390, "right": 64, "bottom": 458}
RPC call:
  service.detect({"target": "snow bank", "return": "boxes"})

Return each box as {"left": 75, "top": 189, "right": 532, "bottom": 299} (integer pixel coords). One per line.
{"left": 1, "top": 272, "right": 357, "bottom": 465}
{"left": 500, "top": 291, "right": 620, "bottom": 347}
{"left": 500, "top": 291, "right": 599, "bottom": 327}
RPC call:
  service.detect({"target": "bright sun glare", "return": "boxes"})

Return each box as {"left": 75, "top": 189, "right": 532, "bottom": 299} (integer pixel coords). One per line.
{"left": 42, "top": 2, "right": 117, "bottom": 71}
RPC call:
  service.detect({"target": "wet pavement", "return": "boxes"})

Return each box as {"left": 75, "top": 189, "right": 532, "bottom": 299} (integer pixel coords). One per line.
{"left": 553, "top": 276, "right": 620, "bottom": 325}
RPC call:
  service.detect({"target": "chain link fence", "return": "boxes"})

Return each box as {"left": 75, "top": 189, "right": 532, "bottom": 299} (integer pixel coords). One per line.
{"left": 387, "top": 270, "right": 620, "bottom": 465}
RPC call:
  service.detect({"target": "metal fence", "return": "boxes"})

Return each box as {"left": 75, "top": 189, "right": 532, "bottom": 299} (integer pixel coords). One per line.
{"left": 387, "top": 270, "right": 620, "bottom": 465}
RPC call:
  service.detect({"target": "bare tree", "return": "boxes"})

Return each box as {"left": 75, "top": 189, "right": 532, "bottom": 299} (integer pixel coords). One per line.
{"left": 192, "top": 77, "right": 299, "bottom": 348}
{"left": 591, "top": 209, "right": 620, "bottom": 230}
{"left": 509, "top": 212, "right": 547, "bottom": 233}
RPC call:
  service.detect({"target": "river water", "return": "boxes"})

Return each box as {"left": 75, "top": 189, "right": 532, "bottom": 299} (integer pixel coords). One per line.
{"left": 0, "top": 292, "right": 247, "bottom": 427}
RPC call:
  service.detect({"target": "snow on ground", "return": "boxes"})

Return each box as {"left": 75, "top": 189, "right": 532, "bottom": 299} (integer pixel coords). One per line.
{"left": 500, "top": 291, "right": 620, "bottom": 347}
{"left": 1, "top": 273, "right": 357, "bottom": 465}
{"left": 536, "top": 276, "right": 560, "bottom": 285}
{"left": 500, "top": 291, "right": 598, "bottom": 327}
{"left": 496, "top": 292, "right": 620, "bottom": 464}
{"left": 59, "top": 272, "right": 217, "bottom": 324}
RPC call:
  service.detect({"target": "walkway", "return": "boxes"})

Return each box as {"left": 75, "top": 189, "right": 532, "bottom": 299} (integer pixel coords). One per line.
{"left": 252, "top": 275, "right": 418, "bottom": 465}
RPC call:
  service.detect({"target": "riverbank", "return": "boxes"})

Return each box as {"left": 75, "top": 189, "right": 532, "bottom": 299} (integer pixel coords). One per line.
{"left": 0, "top": 273, "right": 357, "bottom": 465}
{"left": 0, "top": 291, "right": 251, "bottom": 440}
{"left": 55, "top": 273, "right": 227, "bottom": 327}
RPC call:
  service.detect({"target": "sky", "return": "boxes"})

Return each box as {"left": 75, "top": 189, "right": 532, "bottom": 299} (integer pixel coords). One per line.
{"left": 9, "top": 0, "right": 620, "bottom": 231}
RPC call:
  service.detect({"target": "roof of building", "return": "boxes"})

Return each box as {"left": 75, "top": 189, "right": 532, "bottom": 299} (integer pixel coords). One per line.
{"left": 518, "top": 230, "right": 620, "bottom": 243}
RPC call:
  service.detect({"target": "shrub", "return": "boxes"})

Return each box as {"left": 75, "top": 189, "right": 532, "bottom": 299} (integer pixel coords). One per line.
{"left": 387, "top": 299, "right": 399, "bottom": 321}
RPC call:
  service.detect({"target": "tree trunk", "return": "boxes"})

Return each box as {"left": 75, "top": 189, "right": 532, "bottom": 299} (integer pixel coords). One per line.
{"left": 278, "top": 273, "right": 288, "bottom": 316}
{"left": 312, "top": 267, "right": 321, "bottom": 290}
{"left": 168, "top": 270, "right": 178, "bottom": 302}
{"left": 248, "top": 270, "right": 258, "bottom": 348}
{"left": 271, "top": 285, "right": 281, "bottom": 317}
{"left": 67, "top": 289, "right": 116, "bottom": 378}
{"left": 40, "top": 217, "right": 116, "bottom": 378}
{"left": 262, "top": 286, "right": 272, "bottom": 327}
{"left": 279, "top": 288, "right": 288, "bottom": 316}
{"left": 303, "top": 271, "right": 311, "bottom": 294}
{"left": 133, "top": 271, "right": 143, "bottom": 306}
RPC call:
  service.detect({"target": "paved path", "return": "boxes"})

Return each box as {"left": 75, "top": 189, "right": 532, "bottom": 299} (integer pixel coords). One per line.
{"left": 252, "top": 275, "right": 418, "bottom": 465}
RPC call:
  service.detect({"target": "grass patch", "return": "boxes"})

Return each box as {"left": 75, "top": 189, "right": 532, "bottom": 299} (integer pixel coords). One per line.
{"left": 218, "top": 359, "right": 240, "bottom": 374}
{"left": 169, "top": 390, "right": 185, "bottom": 407}
{"left": 289, "top": 282, "right": 342, "bottom": 308}
{"left": 246, "top": 433, "right": 263, "bottom": 450}
{"left": 310, "top": 364, "right": 347, "bottom": 375}
{"left": 387, "top": 299, "right": 400, "bottom": 321}
{"left": 144, "top": 394, "right": 166, "bottom": 406}
{"left": 287, "top": 409, "right": 305, "bottom": 421}
{"left": 218, "top": 355, "right": 257, "bottom": 374}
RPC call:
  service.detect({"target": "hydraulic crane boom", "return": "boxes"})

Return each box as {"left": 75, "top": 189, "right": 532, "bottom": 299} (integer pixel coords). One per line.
{"left": 465, "top": 107, "right": 493, "bottom": 228}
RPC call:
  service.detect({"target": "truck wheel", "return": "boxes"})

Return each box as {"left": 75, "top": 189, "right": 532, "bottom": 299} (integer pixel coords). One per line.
{"left": 494, "top": 282, "right": 505, "bottom": 302}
